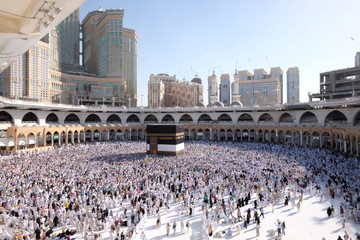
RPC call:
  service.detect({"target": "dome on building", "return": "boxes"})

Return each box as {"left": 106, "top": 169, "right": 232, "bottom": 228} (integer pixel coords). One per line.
{"left": 231, "top": 101, "right": 243, "bottom": 107}
{"left": 196, "top": 102, "right": 206, "bottom": 107}
{"left": 213, "top": 101, "right": 224, "bottom": 107}
{"left": 191, "top": 76, "right": 202, "bottom": 84}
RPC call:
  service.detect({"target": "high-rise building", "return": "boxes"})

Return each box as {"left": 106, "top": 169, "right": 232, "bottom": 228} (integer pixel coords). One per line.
{"left": 207, "top": 70, "right": 218, "bottom": 105}
{"left": 0, "top": 40, "right": 51, "bottom": 102}
{"left": 232, "top": 68, "right": 282, "bottom": 107}
{"left": 57, "top": 9, "right": 80, "bottom": 65}
{"left": 1, "top": 8, "right": 136, "bottom": 107}
{"left": 310, "top": 66, "right": 360, "bottom": 101}
{"left": 287, "top": 67, "right": 300, "bottom": 103}
{"left": 219, "top": 74, "right": 231, "bottom": 106}
{"left": 355, "top": 52, "right": 360, "bottom": 67}
{"left": 148, "top": 73, "right": 203, "bottom": 108}
{"left": 270, "top": 67, "right": 283, "bottom": 104}
{"left": 82, "top": 8, "right": 138, "bottom": 107}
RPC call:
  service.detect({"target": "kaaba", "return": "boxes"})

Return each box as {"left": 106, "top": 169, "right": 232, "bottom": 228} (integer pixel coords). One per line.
{"left": 146, "top": 125, "right": 184, "bottom": 155}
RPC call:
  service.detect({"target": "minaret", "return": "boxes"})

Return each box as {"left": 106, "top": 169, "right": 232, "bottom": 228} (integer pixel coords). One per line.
{"left": 207, "top": 69, "right": 218, "bottom": 105}
{"left": 232, "top": 68, "right": 241, "bottom": 103}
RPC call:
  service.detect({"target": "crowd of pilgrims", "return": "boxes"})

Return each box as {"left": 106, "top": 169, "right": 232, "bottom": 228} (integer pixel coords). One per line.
{"left": 0, "top": 140, "right": 359, "bottom": 240}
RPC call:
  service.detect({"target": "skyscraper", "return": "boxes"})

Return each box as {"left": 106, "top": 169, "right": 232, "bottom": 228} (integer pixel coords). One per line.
{"left": 57, "top": 9, "right": 80, "bottom": 65}
{"left": 287, "top": 67, "right": 300, "bottom": 103}
{"left": 219, "top": 74, "right": 231, "bottom": 106}
{"left": 82, "top": 8, "right": 138, "bottom": 107}
{"left": 207, "top": 70, "right": 218, "bottom": 105}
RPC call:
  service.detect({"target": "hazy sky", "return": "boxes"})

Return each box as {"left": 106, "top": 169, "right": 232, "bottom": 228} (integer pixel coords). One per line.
{"left": 80, "top": 0, "right": 360, "bottom": 106}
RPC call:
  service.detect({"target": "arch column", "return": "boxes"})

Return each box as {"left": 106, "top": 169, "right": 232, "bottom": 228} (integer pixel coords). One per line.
{"left": 43, "top": 129, "right": 46, "bottom": 146}
{"left": 51, "top": 134, "right": 54, "bottom": 146}
{"left": 91, "top": 132, "right": 94, "bottom": 142}
{"left": 107, "top": 131, "right": 110, "bottom": 141}
{"left": 300, "top": 130, "right": 303, "bottom": 146}
{"left": 65, "top": 132, "right": 68, "bottom": 145}
{"left": 210, "top": 129, "right": 213, "bottom": 141}
{"left": 320, "top": 135, "right": 323, "bottom": 148}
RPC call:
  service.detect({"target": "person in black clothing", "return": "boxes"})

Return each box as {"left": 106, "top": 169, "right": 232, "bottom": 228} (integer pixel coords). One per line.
{"left": 327, "top": 207, "right": 332, "bottom": 217}
{"left": 35, "top": 228, "right": 41, "bottom": 240}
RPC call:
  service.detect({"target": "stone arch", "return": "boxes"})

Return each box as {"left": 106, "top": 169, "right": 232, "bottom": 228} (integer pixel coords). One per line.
{"left": 249, "top": 129, "right": 256, "bottom": 141}
{"left": 162, "top": 114, "right": 175, "bottom": 124}
{"left": 279, "top": 112, "right": 293, "bottom": 123}
{"left": 353, "top": 110, "right": 360, "bottom": 126}
{"left": 217, "top": 113, "right": 232, "bottom": 122}
{"left": 293, "top": 131, "right": 301, "bottom": 145}
{"left": 45, "top": 113, "right": 59, "bottom": 124}
{"left": 242, "top": 129, "right": 249, "bottom": 141}
{"left": 238, "top": 113, "right": 254, "bottom": 123}
{"left": 144, "top": 114, "right": 158, "bottom": 124}
{"left": 0, "top": 111, "right": 13, "bottom": 124}
{"left": 85, "top": 114, "right": 101, "bottom": 123}
{"left": 258, "top": 113, "right": 274, "bottom": 123}
{"left": 285, "top": 130, "right": 292, "bottom": 144}
{"left": 106, "top": 114, "right": 121, "bottom": 124}
{"left": 127, "top": 114, "right": 140, "bottom": 124}
{"left": 179, "top": 114, "right": 193, "bottom": 124}
{"left": 198, "top": 114, "right": 212, "bottom": 123}
{"left": 22, "top": 112, "right": 39, "bottom": 124}
{"left": 324, "top": 110, "right": 347, "bottom": 127}
{"left": 311, "top": 131, "right": 320, "bottom": 148}
{"left": 321, "top": 132, "right": 331, "bottom": 148}
{"left": 300, "top": 111, "right": 318, "bottom": 125}
{"left": 219, "top": 129, "right": 226, "bottom": 140}
{"left": 278, "top": 130, "right": 284, "bottom": 144}
{"left": 64, "top": 113, "right": 80, "bottom": 124}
